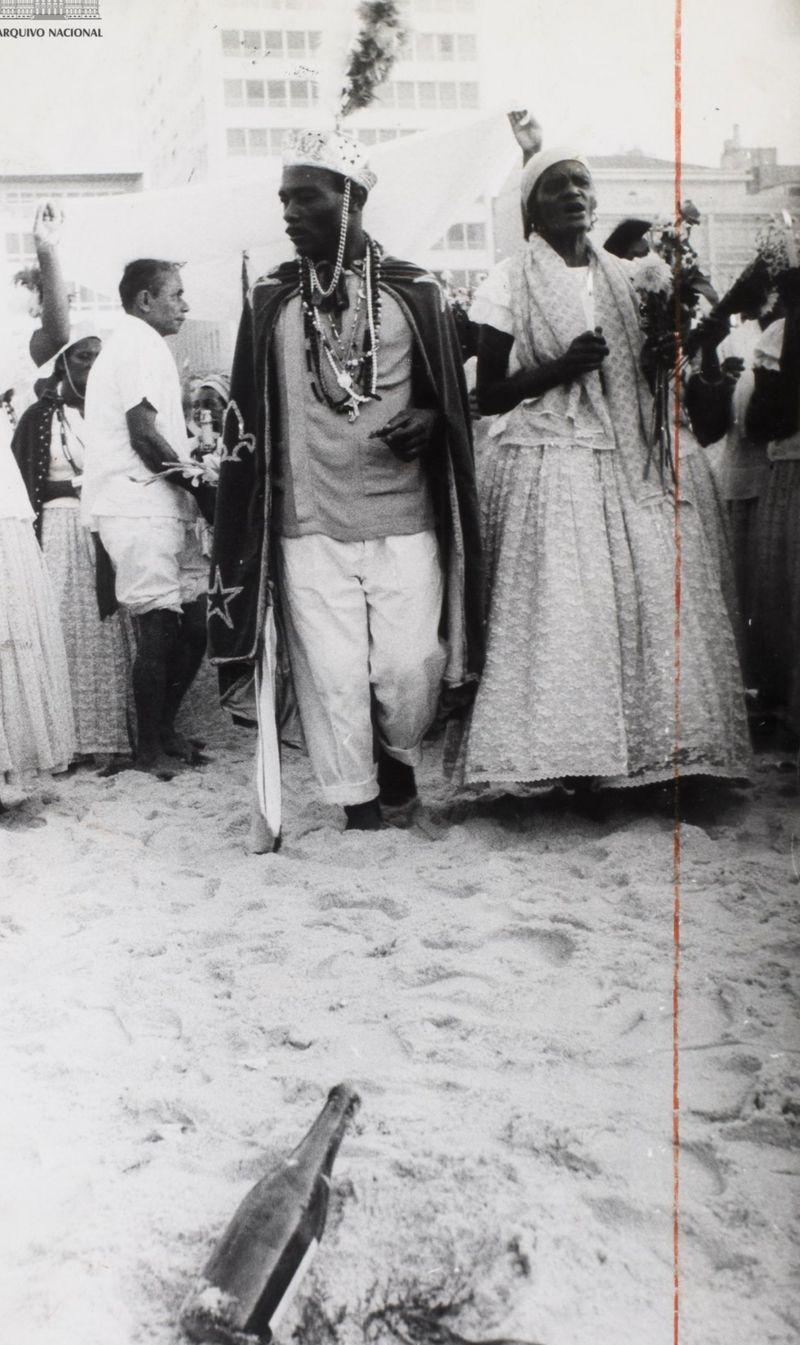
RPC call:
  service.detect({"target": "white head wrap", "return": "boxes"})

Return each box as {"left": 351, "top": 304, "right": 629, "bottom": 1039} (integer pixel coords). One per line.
{"left": 520, "top": 146, "right": 590, "bottom": 207}
{"left": 39, "top": 320, "right": 104, "bottom": 380}
{"left": 283, "top": 128, "right": 377, "bottom": 193}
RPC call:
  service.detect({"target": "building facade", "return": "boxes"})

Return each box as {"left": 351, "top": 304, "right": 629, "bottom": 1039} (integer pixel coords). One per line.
{"left": 0, "top": 171, "right": 142, "bottom": 315}
{"left": 139, "top": 0, "right": 493, "bottom": 289}
{"left": 0, "top": 2, "right": 101, "bottom": 16}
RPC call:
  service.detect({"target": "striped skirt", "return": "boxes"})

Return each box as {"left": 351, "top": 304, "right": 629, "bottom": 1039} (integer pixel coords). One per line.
{"left": 40, "top": 505, "right": 134, "bottom": 757}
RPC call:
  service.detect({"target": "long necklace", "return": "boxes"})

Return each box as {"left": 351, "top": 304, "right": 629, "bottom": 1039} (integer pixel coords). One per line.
{"left": 306, "top": 179, "right": 351, "bottom": 304}
{"left": 56, "top": 400, "right": 86, "bottom": 476}
{"left": 300, "top": 234, "right": 383, "bottom": 422}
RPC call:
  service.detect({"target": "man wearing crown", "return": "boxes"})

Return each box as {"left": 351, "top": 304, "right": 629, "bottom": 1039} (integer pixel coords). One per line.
{"left": 209, "top": 129, "right": 483, "bottom": 840}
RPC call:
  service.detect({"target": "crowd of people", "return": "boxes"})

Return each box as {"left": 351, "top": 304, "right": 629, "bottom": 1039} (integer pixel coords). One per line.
{"left": 1, "top": 114, "right": 798, "bottom": 841}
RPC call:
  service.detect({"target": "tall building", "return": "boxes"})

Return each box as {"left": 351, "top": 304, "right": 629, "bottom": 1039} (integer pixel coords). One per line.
{"left": 140, "top": 0, "right": 492, "bottom": 289}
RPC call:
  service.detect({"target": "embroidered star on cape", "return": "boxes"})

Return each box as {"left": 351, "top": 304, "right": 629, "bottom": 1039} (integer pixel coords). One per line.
{"left": 207, "top": 567, "right": 243, "bottom": 629}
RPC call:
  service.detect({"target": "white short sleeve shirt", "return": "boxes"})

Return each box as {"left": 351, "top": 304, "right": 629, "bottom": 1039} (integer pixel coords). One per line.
{"left": 82, "top": 314, "right": 196, "bottom": 522}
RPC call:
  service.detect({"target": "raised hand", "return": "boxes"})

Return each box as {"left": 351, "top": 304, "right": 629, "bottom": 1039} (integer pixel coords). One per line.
{"left": 507, "top": 109, "right": 543, "bottom": 164}
{"left": 33, "top": 201, "right": 64, "bottom": 252}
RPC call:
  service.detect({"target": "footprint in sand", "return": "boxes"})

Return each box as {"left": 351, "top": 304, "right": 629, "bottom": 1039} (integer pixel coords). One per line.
{"left": 497, "top": 925, "right": 577, "bottom": 964}
{"left": 317, "top": 892, "right": 409, "bottom": 920}
{"left": 681, "top": 1138, "right": 728, "bottom": 1197}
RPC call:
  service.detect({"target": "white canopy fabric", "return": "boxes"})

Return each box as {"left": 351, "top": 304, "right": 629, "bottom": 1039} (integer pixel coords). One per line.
{"left": 59, "top": 113, "right": 518, "bottom": 323}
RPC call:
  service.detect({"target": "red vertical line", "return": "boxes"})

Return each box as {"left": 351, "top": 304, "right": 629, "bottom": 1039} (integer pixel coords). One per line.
{"left": 672, "top": 2, "right": 683, "bottom": 1345}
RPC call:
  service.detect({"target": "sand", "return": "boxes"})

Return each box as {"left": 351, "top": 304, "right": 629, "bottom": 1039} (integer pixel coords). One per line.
{"left": 1, "top": 673, "right": 799, "bottom": 1345}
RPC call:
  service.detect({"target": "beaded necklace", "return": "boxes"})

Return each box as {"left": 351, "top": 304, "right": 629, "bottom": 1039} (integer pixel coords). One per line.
{"left": 300, "top": 232, "right": 383, "bottom": 423}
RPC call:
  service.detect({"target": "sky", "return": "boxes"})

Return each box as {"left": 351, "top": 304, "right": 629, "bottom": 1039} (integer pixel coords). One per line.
{"left": 0, "top": 0, "right": 798, "bottom": 174}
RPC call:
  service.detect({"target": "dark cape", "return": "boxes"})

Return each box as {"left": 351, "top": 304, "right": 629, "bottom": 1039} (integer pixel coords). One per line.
{"left": 208, "top": 254, "right": 484, "bottom": 721}
{"left": 12, "top": 390, "right": 118, "bottom": 618}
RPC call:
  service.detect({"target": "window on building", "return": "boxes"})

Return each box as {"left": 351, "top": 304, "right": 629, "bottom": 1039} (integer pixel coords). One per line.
{"left": 456, "top": 0, "right": 476, "bottom": 10}
{"left": 377, "top": 81, "right": 397, "bottom": 107}
{"left": 458, "top": 81, "right": 478, "bottom": 108}
{"left": 456, "top": 32, "right": 477, "bottom": 59}
{"left": 267, "top": 79, "right": 287, "bottom": 106}
{"left": 397, "top": 80, "right": 415, "bottom": 107}
{"left": 358, "top": 128, "right": 378, "bottom": 145}
{"left": 221, "top": 29, "right": 240, "bottom": 56}
{"left": 439, "top": 81, "right": 457, "bottom": 108}
{"left": 226, "top": 129, "right": 247, "bottom": 155}
{"left": 246, "top": 79, "right": 265, "bottom": 105}
{"left": 418, "top": 80, "right": 437, "bottom": 108}
{"left": 446, "top": 223, "right": 466, "bottom": 247}
{"left": 416, "top": 32, "right": 435, "bottom": 59}
{"left": 286, "top": 30, "right": 306, "bottom": 56}
{"left": 224, "top": 79, "right": 243, "bottom": 106}
{"left": 466, "top": 222, "right": 486, "bottom": 249}
{"left": 243, "top": 30, "right": 262, "bottom": 56}
{"left": 289, "top": 79, "right": 312, "bottom": 107}
{"left": 308, "top": 30, "right": 321, "bottom": 50}
{"left": 248, "top": 129, "right": 269, "bottom": 155}
{"left": 264, "top": 30, "right": 283, "bottom": 54}
{"left": 378, "top": 128, "right": 399, "bottom": 142}
{"left": 439, "top": 33, "right": 454, "bottom": 59}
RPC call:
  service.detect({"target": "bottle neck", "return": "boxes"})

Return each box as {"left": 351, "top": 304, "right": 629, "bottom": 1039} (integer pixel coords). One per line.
{"left": 287, "top": 1084, "right": 359, "bottom": 1174}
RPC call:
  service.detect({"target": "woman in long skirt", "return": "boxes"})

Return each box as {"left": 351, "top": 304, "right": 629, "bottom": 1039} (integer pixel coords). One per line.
{"left": 13, "top": 330, "right": 134, "bottom": 764}
{"left": 0, "top": 403, "right": 75, "bottom": 800}
{"left": 455, "top": 148, "right": 751, "bottom": 789}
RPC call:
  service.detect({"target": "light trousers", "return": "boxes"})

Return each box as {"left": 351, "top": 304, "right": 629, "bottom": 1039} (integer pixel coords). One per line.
{"left": 279, "top": 530, "right": 446, "bottom": 805}
{"left": 96, "top": 516, "right": 207, "bottom": 615}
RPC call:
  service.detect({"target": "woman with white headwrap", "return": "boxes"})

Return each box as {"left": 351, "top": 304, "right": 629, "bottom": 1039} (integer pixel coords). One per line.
{"left": 13, "top": 326, "right": 134, "bottom": 766}
{"left": 454, "top": 148, "right": 751, "bottom": 790}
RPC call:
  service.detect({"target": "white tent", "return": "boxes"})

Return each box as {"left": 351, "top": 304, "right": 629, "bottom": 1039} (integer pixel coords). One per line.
{"left": 59, "top": 113, "right": 518, "bottom": 324}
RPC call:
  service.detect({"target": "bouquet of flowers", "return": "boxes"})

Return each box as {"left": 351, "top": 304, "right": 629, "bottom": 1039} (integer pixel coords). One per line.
{"left": 629, "top": 251, "right": 680, "bottom": 482}
{"left": 629, "top": 202, "right": 718, "bottom": 484}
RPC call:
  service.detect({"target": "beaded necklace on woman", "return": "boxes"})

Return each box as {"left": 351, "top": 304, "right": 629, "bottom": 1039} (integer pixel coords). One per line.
{"left": 298, "top": 178, "right": 383, "bottom": 423}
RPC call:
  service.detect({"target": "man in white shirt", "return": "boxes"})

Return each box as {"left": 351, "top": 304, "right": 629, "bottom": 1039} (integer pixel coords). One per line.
{"left": 83, "top": 259, "right": 208, "bottom": 772}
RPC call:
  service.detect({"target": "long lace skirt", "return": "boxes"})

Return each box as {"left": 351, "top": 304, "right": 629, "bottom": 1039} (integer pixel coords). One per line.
{"left": 751, "top": 461, "right": 800, "bottom": 731}
{"left": 0, "top": 517, "right": 76, "bottom": 778}
{"left": 40, "top": 506, "right": 134, "bottom": 756}
{"left": 456, "top": 441, "right": 751, "bottom": 786}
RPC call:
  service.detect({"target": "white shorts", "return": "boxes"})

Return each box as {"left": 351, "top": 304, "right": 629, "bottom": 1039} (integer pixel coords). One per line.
{"left": 96, "top": 516, "right": 208, "bottom": 616}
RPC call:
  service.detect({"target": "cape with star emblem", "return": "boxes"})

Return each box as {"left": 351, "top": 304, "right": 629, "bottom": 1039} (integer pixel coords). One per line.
{"left": 208, "top": 254, "right": 484, "bottom": 721}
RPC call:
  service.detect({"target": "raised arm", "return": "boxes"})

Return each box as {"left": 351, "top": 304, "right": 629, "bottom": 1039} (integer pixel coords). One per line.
{"left": 29, "top": 203, "right": 71, "bottom": 367}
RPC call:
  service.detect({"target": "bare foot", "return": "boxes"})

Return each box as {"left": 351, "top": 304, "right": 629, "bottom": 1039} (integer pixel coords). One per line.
{"left": 132, "top": 749, "right": 176, "bottom": 782}
{"left": 95, "top": 754, "right": 135, "bottom": 778}
{"left": 161, "top": 729, "right": 211, "bottom": 765}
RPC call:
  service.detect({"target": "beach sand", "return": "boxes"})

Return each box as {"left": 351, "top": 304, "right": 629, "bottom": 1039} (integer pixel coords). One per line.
{"left": 1, "top": 672, "right": 798, "bottom": 1345}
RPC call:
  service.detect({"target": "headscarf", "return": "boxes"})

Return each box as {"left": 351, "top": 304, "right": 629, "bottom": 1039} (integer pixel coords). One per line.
{"left": 520, "top": 146, "right": 590, "bottom": 209}
{"left": 198, "top": 372, "right": 230, "bottom": 403}
{"left": 283, "top": 128, "right": 377, "bottom": 193}
{"left": 39, "top": 320, "right": 104, "bottom": 382}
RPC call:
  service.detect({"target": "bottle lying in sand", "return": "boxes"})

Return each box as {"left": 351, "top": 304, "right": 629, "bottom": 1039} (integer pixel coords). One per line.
{"left": 181, "top": 1083, "right": 360, "bottom": 1345}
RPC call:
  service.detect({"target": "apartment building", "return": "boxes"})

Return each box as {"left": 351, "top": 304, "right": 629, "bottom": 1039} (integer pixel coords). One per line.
{"left": 140, "top": 0, "right": 493, "bottom": 288}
